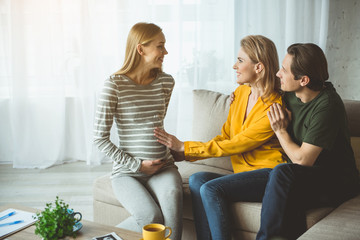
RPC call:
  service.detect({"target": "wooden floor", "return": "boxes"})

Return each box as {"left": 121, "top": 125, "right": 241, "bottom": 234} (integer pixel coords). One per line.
{"left": 0, "top": 161, "right": 112, "bottom": 221}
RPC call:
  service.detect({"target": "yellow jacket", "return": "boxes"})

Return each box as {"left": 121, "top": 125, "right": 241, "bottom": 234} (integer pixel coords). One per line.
{"left": 184, "top": 85, "right": 286, "bottom": 173}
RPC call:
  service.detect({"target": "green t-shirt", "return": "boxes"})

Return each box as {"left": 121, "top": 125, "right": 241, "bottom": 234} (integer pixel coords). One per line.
{"left": 284, "top": 82, "right": 358, "bottom": 177}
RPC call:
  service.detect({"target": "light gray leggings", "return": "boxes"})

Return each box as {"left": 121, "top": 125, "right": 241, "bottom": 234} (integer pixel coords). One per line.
{"left": 111, "top": 167, "right": 183, "bottom": 240}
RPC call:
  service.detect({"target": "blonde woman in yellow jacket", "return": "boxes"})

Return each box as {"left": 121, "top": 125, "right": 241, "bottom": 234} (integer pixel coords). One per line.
{"left": 154, "top": 35, "right": 286, "bottom": 240}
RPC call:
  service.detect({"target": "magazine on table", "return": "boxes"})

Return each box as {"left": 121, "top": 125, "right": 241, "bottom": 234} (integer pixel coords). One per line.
{"left": 92, "top": 231, "right": 124, "bottom": 240}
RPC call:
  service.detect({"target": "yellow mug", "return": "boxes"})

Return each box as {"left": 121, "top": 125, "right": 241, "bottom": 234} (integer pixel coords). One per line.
{"left": 142, "top": 223, "right": 172, "bottom": 240}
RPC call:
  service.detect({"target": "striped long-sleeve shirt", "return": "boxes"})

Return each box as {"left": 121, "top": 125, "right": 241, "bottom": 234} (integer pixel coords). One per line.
{"left": 94, "top": 72, "right": 175, "bottom": 177}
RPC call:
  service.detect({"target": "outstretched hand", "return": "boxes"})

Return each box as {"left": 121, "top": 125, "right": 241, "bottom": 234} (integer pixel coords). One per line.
{"left": 267, "top": 103, "right": 292, "bottom": 133}
{"left": 154, "top": 128, "right": 184, "bottom": 152}
{"left": 140, "top": 159, "right": 165, "bottom": 175}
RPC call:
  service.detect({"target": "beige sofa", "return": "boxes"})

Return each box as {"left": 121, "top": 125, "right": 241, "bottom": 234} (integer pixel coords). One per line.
{"left": 93, "top": 89, "right": 360, "bottom": 239}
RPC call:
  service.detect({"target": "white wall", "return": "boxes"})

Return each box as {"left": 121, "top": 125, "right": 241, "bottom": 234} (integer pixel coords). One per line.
{"left": 327, "top": 0, "right": 360, "bottom": 100}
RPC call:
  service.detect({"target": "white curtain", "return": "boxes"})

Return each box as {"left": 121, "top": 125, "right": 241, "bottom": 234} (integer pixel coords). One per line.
{"left": 234, "top": 0, "right": 329, "bottom": 61}
{"left": 0, "top": 0, "right": 328, "bottom": 168}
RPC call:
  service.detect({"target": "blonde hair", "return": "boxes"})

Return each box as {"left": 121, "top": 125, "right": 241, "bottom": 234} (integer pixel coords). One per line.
{"left": 114, "top": 22, "right": 163, "bottom": 77}
{"left": 241, "top": 35, "right": 281, "bottom": 102}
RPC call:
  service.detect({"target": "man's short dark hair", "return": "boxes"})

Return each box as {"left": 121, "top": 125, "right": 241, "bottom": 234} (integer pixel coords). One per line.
{"left": 287, "top": 43, "right": 329, "bottom": 91}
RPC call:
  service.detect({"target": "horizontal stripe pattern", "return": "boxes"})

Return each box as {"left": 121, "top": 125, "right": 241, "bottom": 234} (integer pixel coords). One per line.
{"left": 93, "top": 73, "right": 174, "bottom": 175}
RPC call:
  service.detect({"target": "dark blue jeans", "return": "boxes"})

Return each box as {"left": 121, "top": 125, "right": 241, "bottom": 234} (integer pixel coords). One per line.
{"left": 190, "top": 164, "right": 359, "bottom": 240}
{"left": 189, "top": 169, "right": 272, "bottom": 240}
{"left": 257, "top": 163, "right": 359, "bottom": 240}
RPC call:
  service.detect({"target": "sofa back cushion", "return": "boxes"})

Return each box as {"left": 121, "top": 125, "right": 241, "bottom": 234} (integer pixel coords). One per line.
{"left": 191, "top": 89, "right": 232, "bottom": 171}
{"left": 344, "top": 100, "right": 360, "bottom": 137}
{"left": 352, "top": 138, "right": 360, "bottom": 174}
{"left": 191, "top": 90, "right": 360, "bottom": 174}
{"left": 344, "top": 100, "right": 360, "bottom": 173}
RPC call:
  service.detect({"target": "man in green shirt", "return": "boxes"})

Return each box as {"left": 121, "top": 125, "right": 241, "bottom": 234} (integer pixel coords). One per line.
{"left": 257, "top": 43, "right": 360, "bottom": 240}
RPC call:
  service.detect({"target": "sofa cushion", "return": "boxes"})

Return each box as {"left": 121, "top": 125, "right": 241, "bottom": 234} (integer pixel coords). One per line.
{"left": 175, "top": 161, "right": 232, "bottom": 184}
{"left": 298, "top": 194, "right": 360, "bottom": 240}
{"left": 230, "top": 202, "right": 334, "bottom": 233}
{"left": 93, "top": 173, "right": 120, "bottom": 207}
{"left": 191, "top": 89, "right": 232, "bottom": 171}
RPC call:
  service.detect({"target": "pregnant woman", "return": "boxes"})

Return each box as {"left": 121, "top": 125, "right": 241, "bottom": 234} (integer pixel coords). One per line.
{"left": 93, "top": 22, "right": 183, "bottom": 240}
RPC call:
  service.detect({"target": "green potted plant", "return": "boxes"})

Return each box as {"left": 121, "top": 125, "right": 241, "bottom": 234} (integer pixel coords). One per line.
{"left": 34, "top": 196, "right": 79, "bottom": 240}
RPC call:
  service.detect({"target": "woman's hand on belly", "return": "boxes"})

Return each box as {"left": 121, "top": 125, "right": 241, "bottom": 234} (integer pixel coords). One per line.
{"left": 140, "top": 159, "right": 166, "bottom": 175}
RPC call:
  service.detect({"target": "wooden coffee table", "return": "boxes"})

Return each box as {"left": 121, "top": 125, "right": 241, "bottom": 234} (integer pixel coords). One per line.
{"left": 0, "top": 204, "right": 142, "bottom": 240}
